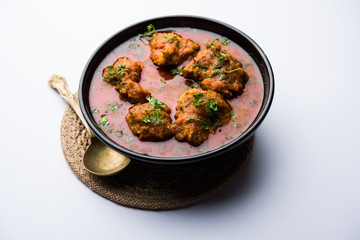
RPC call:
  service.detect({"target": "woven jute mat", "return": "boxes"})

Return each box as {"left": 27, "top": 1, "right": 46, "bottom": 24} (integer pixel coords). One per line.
{"left": 60, "top": 103, "right": 254, "bottom": 210}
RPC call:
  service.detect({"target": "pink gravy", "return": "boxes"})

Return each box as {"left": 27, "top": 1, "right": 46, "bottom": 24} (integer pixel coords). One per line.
{"left": 89, "top": 28, "right": 263, "bottom": 158}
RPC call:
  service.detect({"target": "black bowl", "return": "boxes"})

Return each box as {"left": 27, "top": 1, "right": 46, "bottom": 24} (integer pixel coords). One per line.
{"left": 79, "top": 15, "right": 274, "bottom": 165}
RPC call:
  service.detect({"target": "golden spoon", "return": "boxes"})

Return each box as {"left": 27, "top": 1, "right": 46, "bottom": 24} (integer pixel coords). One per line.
{"left": 48, "top": 75, "right": 130, "bottom": 176}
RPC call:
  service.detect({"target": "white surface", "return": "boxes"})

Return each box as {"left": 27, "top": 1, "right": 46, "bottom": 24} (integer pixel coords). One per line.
{"left": 1, "top": 0, "right": 359, "bottom": 239}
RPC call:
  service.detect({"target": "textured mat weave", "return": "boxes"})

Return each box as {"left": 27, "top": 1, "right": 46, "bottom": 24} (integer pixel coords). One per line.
{"left": 60, "top": 103, "right": 254, "bottom": 210}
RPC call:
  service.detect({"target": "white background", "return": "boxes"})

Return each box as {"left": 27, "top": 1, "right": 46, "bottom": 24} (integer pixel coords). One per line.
{"left": 1, "top": 0, "right": 359, "bottom": 239}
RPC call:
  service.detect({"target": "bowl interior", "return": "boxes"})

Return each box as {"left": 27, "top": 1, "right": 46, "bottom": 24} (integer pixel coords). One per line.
{"left": 79, "top": 16, "right": 274, "bottom": 164}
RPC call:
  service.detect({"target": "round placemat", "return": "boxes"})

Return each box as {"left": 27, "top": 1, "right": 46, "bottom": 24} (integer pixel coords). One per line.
{"left": 60, "top": 103, "right": 254, "bottom": 210}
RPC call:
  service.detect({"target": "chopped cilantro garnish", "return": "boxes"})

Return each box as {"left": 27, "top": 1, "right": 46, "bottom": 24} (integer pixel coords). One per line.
{"left": 91, "top": 108, "right": 98, "bottom": 114}
{"left": 129, "top": 44, "right": 136, "bottom": 50}
{"left": 184, "top": 100, "right": 191, "bottom": 106}
{"left": 224, "top": 68, "right": 241, "bottom": 74}
{"left": 198, "top": 149, "right": 209, "bottom": 153}
{"left": 232, "top": 122, "right": 237, "bottom": 127}
{"left": 220, "top": 74, "right": 228, "bottom": 80}
{"left": 171, "top": 67, "right": 184, "bottom": 76}
{"left": 117, "top": 64, "right": 126, "bottom": 72}
{"left": 142, "top": 109, "right": 164, "bottom": 124}
{"left": 221, "top": 37, "right": 230, "bottom": 46}
{"left": 115, "top": 130, "right": 123, "bottom": 137}
{"left": 218, "top": 52, "right": 230, "bottom": 65}
{"left": 191, "top": 82, "right": 200, "bottom": 89}
{"left": 250, "top": 100, "right": 256, "bottom": 107}
{"left": 185, "top": 117, "right": 212, "bottom": 130}
{"left": 199, "top": 119, "right": 213, "bottom": 130}
{"left": 104, "top": 64, "right": 128, "bottom": 82}
{"left": 193, "top": 93, "right": 206, "bottom": 106}
{"left": 212, "top": 71, "right": 222, "bottom": 77}
{"left": 162, "top": 34, "right": 178, "bottom": 40}
{"left": 141, "top": 112, "right": 151, "bottom": 123}
{"left": 160, "top": 78, "right": 166, "bottom": 84}
{"left": 138, "top": 24, "right": 157, "bottom": 40}
{"left": 99, "top": 115, "right": 109, "bottom": 127}
{"left": 206, "top": 100, "right": 219, "bottom": 117}
{"left": 230, "top": 110, "right": 237, "bottom": 119}
{"left": 193, "top": 61, "right": 201, "bottom": 68}
{"left": 111, "top": 103, "right": 121, "bottom": 111}
{"left": 186, "top": 118, "right": 197, "bottom": 122}
{"left": 107, "top": 125, "right": 114, "bottom": 133}
{"left": 104, "top": 102, "right": 121, "bottom": 113}
{"left": 146, "top": 96, "right": 165, "bottom": 109}
{"left": 142, "top": 96, "right": 166, "bottom": 124}
{"left": 213, "top": 64, "right": 222, "bottom": 70}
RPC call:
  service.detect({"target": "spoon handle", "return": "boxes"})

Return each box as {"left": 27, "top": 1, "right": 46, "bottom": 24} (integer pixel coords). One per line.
{"left": 48, "top": 75, "right": 94, "bottom": 138}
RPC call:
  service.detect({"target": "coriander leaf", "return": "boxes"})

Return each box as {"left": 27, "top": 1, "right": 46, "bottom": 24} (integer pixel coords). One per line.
{"left": 224, "top": 68, "right": 241, "bottom": 74}
{"left": 115, "top": 130, "right": 123, "bottom": 137}
{"left": 171, "top": 67, "right": 184, "bottom": 76}
{"left": 199, "top": 118, "right": 212, "bottom": 130}
{"left": 111, "top": 104, "right": 120, "bottom": 111}
{"left": 218, "top": 52, "right": 230, "bottom": 65}
{"left": 104, "top": 64, "right": 128, "bottom": 82}
{"left": 160, "top": 78, "right": 166, "bottom": 84}
{"left": 146, "top": 96, "right": 165, "bottom": 109}
{"left": 186, "top": 118, "right": 196, "bottom": 122}
{"left": 138, "top": 24, "right": 157, "bottom": 40}
{"left": 107, "top": 125, "right": 114, "bottom": 133}
{"left": 105, "top": 102, "right": 121, "bottom": 113}
{"left": 109, "top": 102, "right": 121, "bottom": 111}
{"left": 193, "top": 93, "right": 206, "bottom": 106}
{"left": 193, "top": 61, "right": 201, "bottom": 68}
{"left": 230, "top": 110, "right": 237, "bottom": 119}
{"left": 221, "top": 37, "right": 230, "bottom": 46}
{"left": 107, "top": 65, "right": 114, "bottom": 71}
{"left": 150, "top": 110, "right": 164, "bottom": 124}
{"left": 213, "top": 64, "right": 223, "bottom": 70}
{"left": 191, "top": 82, "right": 200, "bottom": 89}
{"left": 147, "top": 24, "right": 155, "bottom": 32}
{"left": 141, "top": 113, "right": 151, "bottom": 123}
{"left": 207, "top": 100, "right": 218, "bottom": 111}
{"left": 206, "top": 100, "right": 219, "bottom": 117}
{"left": 91, "top": 108, "right": 98, "bottom": 114}
{"left": 142, "top": 109, "right": 164, "bottom": 124}
{"left": 99, "top": 115, "right": 109, "bottom": 127}
{"left": 250, "top": 100, "right": 256, "bottom": 107}
{"left": 184, "top": 100, "right": 191, "bottom": 106}
{"left": 232, "top": 121, "right": 237, "bottom": 127}
{"left": 198, "top": 149, "right": 209, "bottom": 153}
{"left": 129, "top": 44, "right": 136, "bottom": 50}
{"left": 220, "top": 74, "right": 228, "bottom": 80}
{"left": 162, "top": 34, "right": 178, "bottom": 40}
{"left": 212, "top": 71, "right": 222, "bottom": 77}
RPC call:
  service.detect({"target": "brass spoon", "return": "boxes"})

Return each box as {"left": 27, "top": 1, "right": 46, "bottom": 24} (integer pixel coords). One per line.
{"left": 48, "top": 75, "right": 130, "bottom": 176}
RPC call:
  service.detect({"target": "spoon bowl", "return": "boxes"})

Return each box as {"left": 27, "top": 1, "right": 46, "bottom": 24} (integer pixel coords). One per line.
{"left": 83, "top": 137, "right": 130, "bottom": 176}
{"left": 49, "top": 75, "right": 130, "bottom": 176}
